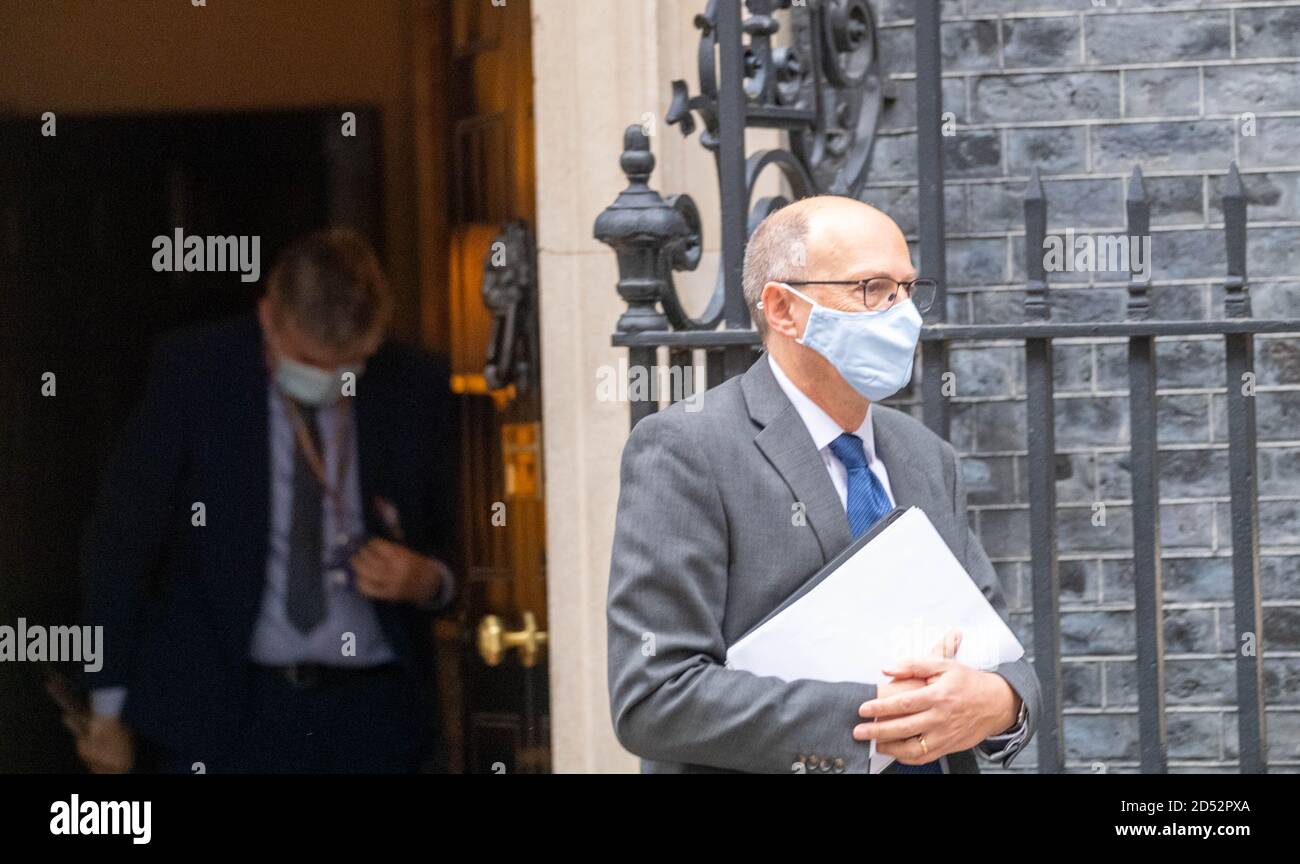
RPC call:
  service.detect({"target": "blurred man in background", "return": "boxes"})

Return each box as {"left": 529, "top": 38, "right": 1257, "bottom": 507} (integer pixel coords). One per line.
{"left": 76, "top": 228, "right": 458, "bottom": 773}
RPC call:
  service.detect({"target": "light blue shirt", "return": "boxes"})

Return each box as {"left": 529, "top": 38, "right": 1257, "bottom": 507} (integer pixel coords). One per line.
{"left": 248, "top": 388, "right": 398, "bottom": 665}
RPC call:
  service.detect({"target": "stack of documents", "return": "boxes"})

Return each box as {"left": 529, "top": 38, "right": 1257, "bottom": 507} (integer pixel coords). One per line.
{"left": 725, "top": 506, "right": 1024, "bottom": 773}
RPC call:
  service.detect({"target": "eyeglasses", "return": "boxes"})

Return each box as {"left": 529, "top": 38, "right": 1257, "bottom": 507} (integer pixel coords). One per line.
{"left": 780, "top": 277, "right": 938, "bottom": 314}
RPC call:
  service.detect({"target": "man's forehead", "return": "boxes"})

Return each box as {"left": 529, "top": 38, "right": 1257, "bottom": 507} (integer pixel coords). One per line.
{"left": 277, "top": 318, "right": 372, "bottom": 367}
{"left": 805, "top": 202, "right": 902, "bottom": 241}
{"left": 803, "top": 209, "right": 912, "bottom": 274}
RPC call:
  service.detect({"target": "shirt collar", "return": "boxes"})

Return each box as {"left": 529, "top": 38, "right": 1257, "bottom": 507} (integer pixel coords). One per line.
{"left": 766, "top": 353, "right": 876, "bottom": 459}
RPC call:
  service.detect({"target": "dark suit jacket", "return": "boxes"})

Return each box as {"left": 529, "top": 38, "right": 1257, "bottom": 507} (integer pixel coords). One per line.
{"left": 81, "top": 313, "right": 459, "bottom": 760}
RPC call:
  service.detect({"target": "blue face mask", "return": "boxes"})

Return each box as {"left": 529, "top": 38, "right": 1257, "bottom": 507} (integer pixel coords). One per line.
{"left": 779, "top": 283, "right": 923, "bottom": 401}
{"left": 274, "top": 355, "right": 364, "bottom": 406}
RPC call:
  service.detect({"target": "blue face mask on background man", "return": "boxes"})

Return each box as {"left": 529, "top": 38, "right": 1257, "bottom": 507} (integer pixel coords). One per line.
{"left": 778, "top": 282, "right": 923, "bottom": 402}
{"left": 273, "top": 354, "right": 364, "bottom": 407}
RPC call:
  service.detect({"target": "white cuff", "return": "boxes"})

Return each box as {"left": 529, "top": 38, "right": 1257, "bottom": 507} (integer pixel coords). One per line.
{"left": 976, "top": 698, "right": 1030, "bottom": 766}
{"left": 90, "top": 686, "right": 128, "bottom": 718}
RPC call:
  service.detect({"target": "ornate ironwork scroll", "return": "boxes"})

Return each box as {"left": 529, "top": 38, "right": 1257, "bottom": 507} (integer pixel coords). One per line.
{"left": 600, "top": 0, "right": 892, "bottom": 336}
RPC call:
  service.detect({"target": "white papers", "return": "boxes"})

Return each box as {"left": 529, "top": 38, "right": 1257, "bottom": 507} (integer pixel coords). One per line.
{"left": 724, "top": 506, "right": 1024, "bottom": 773}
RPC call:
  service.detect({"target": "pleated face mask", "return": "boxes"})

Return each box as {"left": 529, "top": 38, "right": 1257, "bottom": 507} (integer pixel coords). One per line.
{"left": 779, "top": 283, "right": 923, "bottom": 401}
{"left": 274, "top": 355, "right": 365, "bottom": 407}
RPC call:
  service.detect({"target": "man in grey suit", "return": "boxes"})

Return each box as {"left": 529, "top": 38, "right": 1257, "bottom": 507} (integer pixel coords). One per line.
{"left": 607, "top": 195, "right": 1041, "bottom": 774}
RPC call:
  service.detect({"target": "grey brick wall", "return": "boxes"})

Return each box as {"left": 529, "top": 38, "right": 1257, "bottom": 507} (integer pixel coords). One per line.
{"left": 866, "top": 0, "right": 1300, "bottom": 772}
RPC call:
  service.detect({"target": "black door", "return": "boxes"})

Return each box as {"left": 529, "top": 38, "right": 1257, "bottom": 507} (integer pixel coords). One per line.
{"left": 0, "top": 109, "right": 381, "bottom": 772}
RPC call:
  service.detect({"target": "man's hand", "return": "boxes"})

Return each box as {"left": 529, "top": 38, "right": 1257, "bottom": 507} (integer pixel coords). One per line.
{"left": 350, "top": 538, "right": 445, "bottom": 604}
{"left": 853, "top": 655, "right": 1021, "bottom": 764}
{"left": 876, "top": 677, "right": 927, "bottom": 701}
{"left": 76, "top": 715, "right": 134, "bottom": 774}
{"left": 874, "top": 629, "right": 960, "bottom": 702}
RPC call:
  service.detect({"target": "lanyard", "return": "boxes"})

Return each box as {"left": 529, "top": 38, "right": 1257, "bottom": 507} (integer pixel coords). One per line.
{"left": 284, "top": 395, "right": 354, "bottom": 537}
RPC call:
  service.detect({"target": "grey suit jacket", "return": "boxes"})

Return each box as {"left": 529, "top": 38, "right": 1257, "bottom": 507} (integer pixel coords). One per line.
{"left": 606, "top": 353, "right": 1041, "bottom": 774}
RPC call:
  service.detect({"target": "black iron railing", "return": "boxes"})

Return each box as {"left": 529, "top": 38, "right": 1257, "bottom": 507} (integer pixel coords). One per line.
{"left": 594, "top": 0, "right": 1300, "bottom": 773}
{"left": 917, "top": 164, "right": 1293, "bottom": 774}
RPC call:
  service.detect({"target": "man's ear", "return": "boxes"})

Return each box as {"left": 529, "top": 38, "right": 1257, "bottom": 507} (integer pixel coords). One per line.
{"left": 256, "top": 296, "right": 274, "bottom": 334}
{"left": 257, "top": 298, "right": 288, "bottom": 362}
{"left": 759, "top": 281, "right": 800, "bottom": 339}
{"left": 360, "top": 324, "right": 385, "bottom": 358}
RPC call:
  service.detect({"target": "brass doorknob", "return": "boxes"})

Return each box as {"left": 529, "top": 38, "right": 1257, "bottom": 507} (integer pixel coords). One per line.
{"left": 477, "top": 610, "right": 548, "bottom": 668}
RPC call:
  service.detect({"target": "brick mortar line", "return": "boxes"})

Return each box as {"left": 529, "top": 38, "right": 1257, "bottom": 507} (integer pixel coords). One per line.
{"left": 878, "top": 115, "right": 1300, "bottom": 132}
{"left": 883, "top": 56, "right": 1300, "bottom": 77}
{"left": 959, "top": 443, "right": 1300, "bottom": 455}
{"left": 993, "top": 553, "right": 1300, "bottom": 563}
{"left": 1232, "top": 6, "right": 1240, "bottom": 62}
{"left": 1008, "top": 647, "right": 1298, "bottom": 659}
{"left": 973, "top": 496, "right": 1300, "bottom": 506}
{"left": 868, "top": 166, "right": 1300, "bottom": 182}
{"left": 1043, "top": 653, "right": 1300, "bottom": 661}
{"left": 880, "top": 2, "right": 1300, "bottom": 28}
{"left": 920, "top": 285, "right": 1300, "bottom": 295}
{"left": 990, "top": 550, "right": 1300, "bottom": 562}
{"left": 928, "top": 279, "right": 1300, "bottom": 288}
{"left": 945, "top": 387, "right": 1300, "bottom": 400}
{"left": 929, "top": 224, "right": 1300, "bottom": 239}
{"left": 941, "top": 332, "right": 1300, "bottom": 344}
{"left": 991, "top": 544, "right": 1300, "bottom": 554}
{"left": 1052, "top": 600, "right": 1300, "bottom": 610}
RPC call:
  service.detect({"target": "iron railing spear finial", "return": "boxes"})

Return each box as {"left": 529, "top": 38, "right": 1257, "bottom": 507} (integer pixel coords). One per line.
{"left": 1223, "top": 162, "right": 1250, "bottom": 319}
{"left": 1126, "top": 165, "right": 1151, "bottom": 320}
{"left": 1023, "top": 166, "right": 1050, "bottom": 321}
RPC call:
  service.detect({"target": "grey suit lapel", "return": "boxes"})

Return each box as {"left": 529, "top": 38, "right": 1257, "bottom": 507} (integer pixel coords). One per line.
{"left": 872, "top": 406, "right": 935, "bottom": 514}
{"left": 742, "top": 355, "right": 855, "bottom": 563}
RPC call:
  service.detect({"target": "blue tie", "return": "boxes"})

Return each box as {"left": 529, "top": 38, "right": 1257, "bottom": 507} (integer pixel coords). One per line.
{"left": 827, "top": 433, "right": 892, "bottom": 537}
{"left": 827, "top": 432, "right": 943, "bottom": 774}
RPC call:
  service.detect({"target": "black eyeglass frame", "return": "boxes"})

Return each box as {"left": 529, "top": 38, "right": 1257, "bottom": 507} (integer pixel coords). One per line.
{"left": 779, "top": 277, "right": 938, "bottom": 313}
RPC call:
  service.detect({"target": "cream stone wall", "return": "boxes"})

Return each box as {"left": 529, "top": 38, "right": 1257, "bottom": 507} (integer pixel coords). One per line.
{"left": 533, "top": 0, "right": 783, "bottom": 773}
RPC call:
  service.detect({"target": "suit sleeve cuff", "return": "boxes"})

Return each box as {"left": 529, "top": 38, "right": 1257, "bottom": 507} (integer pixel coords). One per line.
{"left": 417, "top": 562, "right": 456, "bottom": 611}
{"left": 976, "top": 697, "right": 1029, "bottom": 765}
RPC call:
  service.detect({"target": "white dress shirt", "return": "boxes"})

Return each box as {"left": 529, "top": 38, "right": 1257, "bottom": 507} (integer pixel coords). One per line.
{"left": 765, "top": 353, "right": 1027, "bottom": 767}
{"left": 767, "top": 353, "right": 895, "bottom": 511}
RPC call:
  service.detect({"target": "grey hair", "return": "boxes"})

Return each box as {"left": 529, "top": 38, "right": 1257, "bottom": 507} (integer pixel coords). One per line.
{"left": 742, "top": 204, "right": 810, "bottom": 341}
{"left": 266, "top": 227, "right": 393, "bottom": 349}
